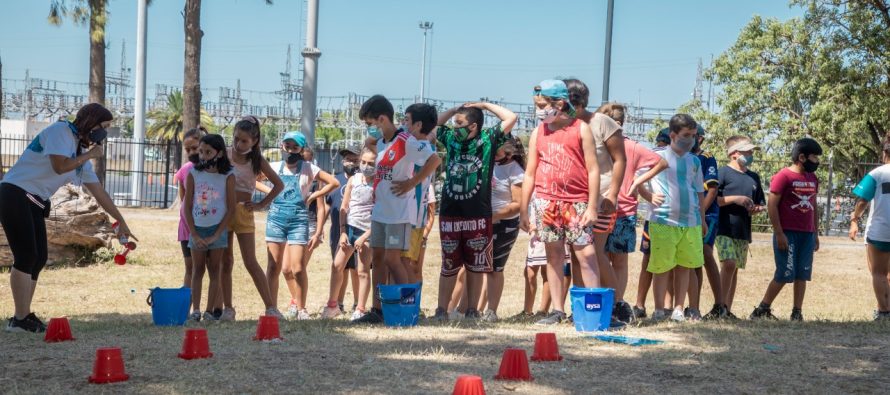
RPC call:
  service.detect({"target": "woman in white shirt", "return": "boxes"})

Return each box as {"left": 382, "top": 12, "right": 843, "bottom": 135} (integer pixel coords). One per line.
{"left": 0, "top": 103, "right": 136, "bottom": 333}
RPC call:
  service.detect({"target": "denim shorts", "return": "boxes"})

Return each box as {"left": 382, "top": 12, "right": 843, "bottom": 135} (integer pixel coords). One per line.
{"left": 773, "top": 230, "right": 815, "bottom": 283}
{"left": 189, "top": 224, "right": 229, "bottom": 251}
{"left": 266, "top": 205, "right": 309, "bottom": 245}
{"left": 605, "top": 215, "right": 637, "bottom": 254}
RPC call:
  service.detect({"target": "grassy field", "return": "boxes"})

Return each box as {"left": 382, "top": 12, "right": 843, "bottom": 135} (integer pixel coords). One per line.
{"left": 1, "top": 208, "right": 888, "bottom": 394}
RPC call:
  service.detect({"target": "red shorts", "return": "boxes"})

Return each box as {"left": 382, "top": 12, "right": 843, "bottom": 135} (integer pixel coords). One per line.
{"left": 439, "top": 216, "right": 493, "bottom": 276}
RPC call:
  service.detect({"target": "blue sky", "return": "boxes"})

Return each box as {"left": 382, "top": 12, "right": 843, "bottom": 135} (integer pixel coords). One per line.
{"left": 0, "top": 0, "right": 801, "bottom": 109}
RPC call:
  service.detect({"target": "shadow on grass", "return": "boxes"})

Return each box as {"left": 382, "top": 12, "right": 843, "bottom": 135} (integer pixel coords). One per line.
{"left": 1, "top": 313, "right": 889, "bottom": 394}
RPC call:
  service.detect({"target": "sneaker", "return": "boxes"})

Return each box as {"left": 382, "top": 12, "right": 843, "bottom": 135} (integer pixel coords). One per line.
{"left": 338, "top": 303, "right": 345, "bottom": 314}
{"left": 351, "top": 310, "right": 366, "bottom": 321}
{"left": 351, "top": 308, "right": 384, "bottom": 324}
{"left": 686, "top": 308, "right": 702, "bottom": 321}
{"left": 266, "top": 307, "right": 285, "bottom": 320}
{"left": 202, "top": 311, "right": 218, "bottom": 322}
{"left": 632, "top": 306, "right": 647, "bottom": 319}
{"left": 5, "top": 313, "right": 47, "bottom": 333}
{"left": 535, "top": 310, "right": 566, "bottom": 325}
{"left": 449, "top": 310, "right": 464, "bottom": 321}
{"left": 614, "top": 301, "right": 634, "bottom": 323}
{"left": 297, "top": 309, "right": 312, "bottom": 320}
{"left": 284, "top": 303, "right": 298, "bottom": 320}
{"left": 431, "top": 307, "right": 449, "bottom": 321}
{"left": 321, "top": 306, "right": 341, "bottom": 319}
{"left": 464, "top": 309, "right": 481, "bottom": 320}
{"left": 212, "top": 308, "right": 223, "bottom": 320}
{"left": 874, "top": 311, "right": 890, "bottom": 321}
{"left": 608, "top": 317, "right": 627, "bottom": 330}
{"left": 481, "top": 309, "right": 498, "bottom": 323}
{"left": 790, "top": 309, "right": 803, "bottom": 322}
{"left": 725, "top": 310, "right": 740, "bottom": 320}
{"left": 703, "top": 304, "right": 723, "bottom": 320}
{"left": 651, "top": 309, "right": 668, "bottom": 322}
{"left": 220, "top": 307, "right": 236, "bottom": 322}
{"left": 750, "top": 305, "right": 778, "bottom": 320}
{"left": 189, "top": 311, "right": 202, "bottom": 322}
{"left": 671, "top": 308, "right": 686, "bottom": 322}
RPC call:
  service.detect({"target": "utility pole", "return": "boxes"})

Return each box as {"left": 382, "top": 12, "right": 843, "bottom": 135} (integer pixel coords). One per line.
{"left": 300, "top": 0, "right": 321, "bottom": 146}
{"left": 419, "top": 21, "right": 433, "bottom": 103}
{"left": 132, "top": 0, "right": 147, "bottom": 205}
{"left": 601, "top": 0, "right": 615, "bottom": 104}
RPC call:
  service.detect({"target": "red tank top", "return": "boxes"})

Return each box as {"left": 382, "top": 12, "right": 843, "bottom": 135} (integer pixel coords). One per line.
{"left": 534, "top": 118, "right": 589, "bottom": 202}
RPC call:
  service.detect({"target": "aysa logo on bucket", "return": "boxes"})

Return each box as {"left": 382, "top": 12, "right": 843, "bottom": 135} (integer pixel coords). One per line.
{"left": 584, "top": 293, "right": 603, "bottom": 312}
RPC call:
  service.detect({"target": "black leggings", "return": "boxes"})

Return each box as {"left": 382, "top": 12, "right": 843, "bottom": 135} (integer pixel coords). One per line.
{"left": 0, "top": 183, "right": 49, "bottom": 280}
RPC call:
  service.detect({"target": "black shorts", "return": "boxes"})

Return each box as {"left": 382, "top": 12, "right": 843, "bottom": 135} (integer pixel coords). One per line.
{"left": 180, "top": 240, "right": 191, "bottom": 258}
{"left": 492, "top": 218, "right": 520, "bottom": 272}
{"left": 0, "top": 183, "right": 50, "bottom": 280}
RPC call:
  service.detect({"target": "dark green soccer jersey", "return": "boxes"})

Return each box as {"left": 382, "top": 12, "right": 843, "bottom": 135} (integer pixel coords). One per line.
{"left": 437, "top": 124, "right": 508, "bottom": 217}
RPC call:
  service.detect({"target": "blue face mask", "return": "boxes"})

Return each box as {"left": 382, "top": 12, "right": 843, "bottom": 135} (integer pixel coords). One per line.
{"left": 367, "top": 126, "right": 383, "bottom": 140}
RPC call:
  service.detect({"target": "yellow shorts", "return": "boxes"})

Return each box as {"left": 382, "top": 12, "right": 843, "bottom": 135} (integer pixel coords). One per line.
{"left": 647, "top": 223, "right": 704, "bottom": 274}
{"left": 228, "top": 203, "right": 256, "bottom": 234}
{"left": 400, "top": 228, "right": 426, "bottom": 261}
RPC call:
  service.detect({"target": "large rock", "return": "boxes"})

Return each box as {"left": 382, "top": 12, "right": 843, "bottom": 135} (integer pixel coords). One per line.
{"left": 0, "top": 184, "right": 116, "bottom": 267}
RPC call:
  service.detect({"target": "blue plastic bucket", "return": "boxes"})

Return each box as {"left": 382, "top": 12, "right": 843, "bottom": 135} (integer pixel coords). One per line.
{"left": 146, "top": 287, "right": 191, "bottom": 326}
{"left": 378, "top": 282, "right": 422, "bottom": 327}
{"left": 570, "top": 287, "right": 614, "bottom": 332}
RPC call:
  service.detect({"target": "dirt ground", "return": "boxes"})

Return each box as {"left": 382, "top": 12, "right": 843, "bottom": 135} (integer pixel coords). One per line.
{"left": 1, "top": 208, "right": 888, "bottom": 394}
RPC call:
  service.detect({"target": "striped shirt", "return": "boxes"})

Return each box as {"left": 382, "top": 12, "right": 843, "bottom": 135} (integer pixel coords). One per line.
{"left": 647, "top": 148, "right": 704, "bottom": 227}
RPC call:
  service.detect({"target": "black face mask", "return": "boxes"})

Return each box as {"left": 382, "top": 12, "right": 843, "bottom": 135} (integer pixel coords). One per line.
{"left": 343, "top": 163, "right": 359, "bottom": 176}
{"left": 89, "top": 128, "right": 108, "bottom": 145}
{"left": 802, "top": 159, "right": 819, "bottom": 173}
{"left": 188, "top": 154, "right": 200, "bottom": 164}
{"left": 195, "top": 157, "right": 218, "bottom": 171}
{"left": 286, "top": 152, "right": 302, "bottom": 165}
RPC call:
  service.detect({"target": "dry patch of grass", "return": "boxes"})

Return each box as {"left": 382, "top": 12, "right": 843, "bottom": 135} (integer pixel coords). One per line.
{"left": 1, "top": 208, "right": 889, "bottom": 394}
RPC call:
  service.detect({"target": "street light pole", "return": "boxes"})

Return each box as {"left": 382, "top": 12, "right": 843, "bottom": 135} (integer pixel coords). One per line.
{"left": 419, "top": 21, "right": 433, "bottom": 103}
{"left": 601, "top": 0, "right": 615, "bottom": 104}
{"left": 300, "top": 0, "right": 321, "bottom": 146}
{"left": 132, "top": 0, "right": 147, "bottom": 205}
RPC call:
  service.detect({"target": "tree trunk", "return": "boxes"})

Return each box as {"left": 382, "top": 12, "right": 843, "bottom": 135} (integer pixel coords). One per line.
{"left": 89, "top": 0, "right": 107, "bottom": 184}
{"left": 181, "top": 0, "right": 203, "bottom": 168}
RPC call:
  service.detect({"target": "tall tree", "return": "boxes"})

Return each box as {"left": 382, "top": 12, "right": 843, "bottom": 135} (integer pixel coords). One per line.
{"left": 48, "top": 0, "right": 108, "bottom": 183}
{"left": 181, "top": 0, "right": 202, "bottom": 168}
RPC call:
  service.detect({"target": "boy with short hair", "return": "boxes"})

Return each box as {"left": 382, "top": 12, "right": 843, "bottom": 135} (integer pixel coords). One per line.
{"left": 715, "top": 135, "right": 765, "bottom": 318}
{"left": 751, "top": 138, "right": 821, "bottom": 321}
{"left": 433, "top": 101, "right": 517, "bottom": 320}
{"left": 646, "top": 114, "right": 708, "bottom": 322}
{"left": 352, "top": 95, "right": 441, "bottom": 324}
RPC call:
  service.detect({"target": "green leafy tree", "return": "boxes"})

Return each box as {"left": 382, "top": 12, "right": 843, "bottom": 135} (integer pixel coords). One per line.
{"left": 146, "top": 90, "right": 212, "bottom": 166}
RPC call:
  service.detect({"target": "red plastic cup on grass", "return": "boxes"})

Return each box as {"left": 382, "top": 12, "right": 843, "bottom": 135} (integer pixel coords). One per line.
{"left": 530, "top": 332, "right": 563, "bottom": 361}
{"left": 114, "top": 242, "right": 137, "bottom": 265}
{"left": 253, "top": 315, "right": 283, "bottom": 341}
{"left": 44, "top": 317, "right": 75, "bottom": 342}
{"left": 178, "top": 328, "right": 213, "bottom": 359}
{"left": 88, "top": 347, "right": 129, "bottom": 384}
{"left": 493, "top": 348, "right": 533, "bottom": 381}
{"left": 452, "top": 375, "right": 486, "bottom": 395}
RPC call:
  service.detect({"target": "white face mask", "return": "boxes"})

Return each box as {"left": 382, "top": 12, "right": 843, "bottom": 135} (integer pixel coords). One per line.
{"left": 537, "top": 107, "right": 559, "bottom": 124}
{"left": 360, "top": 164, "right": 375, "bottom": 177}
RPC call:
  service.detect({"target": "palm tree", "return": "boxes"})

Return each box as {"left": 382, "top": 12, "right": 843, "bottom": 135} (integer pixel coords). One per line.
{"left": 48, "top": 0, "right": 109, "bottom": 183}
{"left": 147, "top": 90, "right": 212, "bottom": 167}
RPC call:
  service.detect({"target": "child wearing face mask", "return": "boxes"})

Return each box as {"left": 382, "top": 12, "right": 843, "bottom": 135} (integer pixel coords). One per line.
{"left": 184, "top": 134, "right": 236, "bottom": 322}
{"left": 714, "top": 136, "right": 765, "bottom": 319}
{"left": 323, "top": 147, "right": 377, "bottom": 320}
{"left": 750, "top": 138, "right": 822, "bottom": 321}
{"left": 327, "top": 146, "right": 361, "bottom": 313}
{"left": 259, "top": 131, "right": 339, "bottom": 321}
{"left": 644, "top": 114, "right": 708, "bottom": 323}
{"left": 174, "top": 126, "right": 207, "bottom": 287}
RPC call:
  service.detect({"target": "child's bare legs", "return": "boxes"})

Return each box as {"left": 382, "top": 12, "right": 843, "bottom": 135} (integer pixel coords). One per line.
{"left": 593, "top": 232, "right": 616, "bottom": 288}
{"left": 482, "top": 271, "right": 505, "bottom": 313}
{"left": 608, "top": 252, "right": 629, "bottom": 302}
{"left": 205, "top": 249, "right": 223, "bottom": 312}
{"left": 448, "top": 267, "right": 466, "bottom": 313}
{"left": 792, "top": 280, "right": 806, "bottom": 310}
{"left": 228, "top": 232, "right": 276, "bottom": 309}
{"left": 295, "top": 242, "right": 317, "bottom": 310}
{"left": 672, "top": 267, "right": 691, "bottom": 311}
{"left": 190, "top": 249, "right": 207, "bottom": 312}
{"left": 371, "top": 247, "right": 389, "bottom": 311}
{"left": 327, "top": 244, "right": 355, "bottom": 306}
{"left": 523, "top": 266, "right": 538, "bottom": 314}
{"left": 218, "top": 234, "right": 235, "bottom": 310}
{"left": 413, "top": 245, "right": 428, "bottom": 283}
{"left": 759, "top": 280, "right": 786, "bottom": 307}
{"left": 652, "top": 271, "right": 669, "bottom": 313}
{"left": 688, "top": 268, "right": 701, "bottom": 311}
{"left": 544, "top": 241, "right": 569, "bottom": 313}
{"left": 867, "top": 245, "right": 890, "bottom": 311}
{"left": 572, "top": 243, "right": 601, "bottom": 288}
{"left": 702, "top": 245, "right": 723, "bottom": 307}
{"left": 356, "top": 248, "right": 372, "bottom": 312}
{"left": 265, "top": 242, "right": 288, "bottom": 306}
{"left": 665, "top": 270, "right": 675, "bottom": 309}
{"left": 570, "top": 254, "right": 583, "bottom": 287}
{"left": 347, "top": 269, "right": 359, "bottom": 307}
{"left": 635, "top": 253, "right": 653, "bottom": 310}
{"left": 384, "top": 248, "right": 410, "bottom": 284}
{"left": 720, "top": 260, "right": 738, "bottom": 310}
{"left": 540, "top": 268, "right": 552, "bottom": 313}
{"left": 281, "top": 245, "right": 306, "bottom": 307}
{"left": 182, "top": 255, "right": 193, "bottom": 288}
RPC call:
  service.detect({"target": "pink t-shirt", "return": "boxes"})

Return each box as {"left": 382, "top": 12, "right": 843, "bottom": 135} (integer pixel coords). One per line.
{"left": 769, "top": 167, "right": 819, "bottom": 233}
{"left": 616, "top": 138, "right": 662, "bottom": 217}
{"left": 174, "top": 162, "right": 195, "bottom": 241}
{"left": 534, "top": 119, "right": 589, "bottom": 202}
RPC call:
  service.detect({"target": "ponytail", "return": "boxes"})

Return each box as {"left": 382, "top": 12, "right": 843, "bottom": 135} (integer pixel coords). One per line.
{"left": 233, "top": 115, "right": 263, "bottom": 175}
